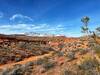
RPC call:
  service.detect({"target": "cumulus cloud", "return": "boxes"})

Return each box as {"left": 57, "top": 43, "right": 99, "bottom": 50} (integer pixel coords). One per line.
{"left": 10, "top": 14, "right": 33, "bottom": 23}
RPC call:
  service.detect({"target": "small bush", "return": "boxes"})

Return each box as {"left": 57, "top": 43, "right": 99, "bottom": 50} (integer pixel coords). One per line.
{"left": 79, "top": 48, "right": 88, "bottom": 55}
{"left": 93, "top": 44, "right": 100, "bottom": 57}
{"left": 78, "top": 55, "right": 99, "bottom": 70}
{"left": 25, "top": 61, "right": 34, "bottom": 67}
{"left": 35, "top": 58, "right": 45, "bottom": 65}
{"left": 2, "top": 68, "right": 11, "bottom": 75}
{"left": 17, "top": 42, "right": 32, "bottom": 50}
{"left": 36, "top": 57, "right": 56, "bottom": 71}
{"left": 34, "top": 57, "right": 49, "bottom": 65}
{"left": 14, "top": 56, "right": 22, "bottom": 62}
{"left": 42, "top": 61, "right": 55, "bottom": 71}
{"left": 11, "top": 68, "right": 23, "bottom": 75}
{"left": 60, "top": 68, "right": 75, "bottom": 75}
{"left": 58, "top": 43, "right": 64, "bottom": 50}
{"left": 84, "top": 70, "right": 99, "bottom": 75}
{"left": 56, "top": 51, "right": 64, "bottom": 57}
{"left": 66, "top": 51, "right": 75, "bottom": 61}
{"left": 0, "top": 57, "right": 8, "bottom": 64}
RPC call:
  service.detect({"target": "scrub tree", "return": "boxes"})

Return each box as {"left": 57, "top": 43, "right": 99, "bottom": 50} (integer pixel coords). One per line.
{"left": 81, "top": 16, "right": 90, "bottom": 36}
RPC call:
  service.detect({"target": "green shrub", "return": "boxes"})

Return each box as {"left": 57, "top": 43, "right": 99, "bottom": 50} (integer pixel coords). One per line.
{"left": 78, "top": 48, "right": 88, "bottom": 55}
{"left": 60, "top": 68, "right": 75, "bottom": 75}
{"left": 11, "top": 67, "right": 23, "bottom": 75}
{"left": 84, "top": 70, "right": 99, "bottom": 75}
{"left": 25, "top": 61, "right": 34, "bottom": 67}
{"left": 14, "top": 57, "right": 22, "bottom": 62}
{"left": 42, "top": 61, "right": 55, "bottom": 71}
{"left": 17, "top": 42, "right": 32, "bottom": 50}
{"left": 34, "top": 57, "right": 49, "bottom": 65}
{"left": 58, "top": 43, "right": 64, "bottom": 50}
{"left": 93, "top": 44, "right": 100, "bottom": 57}
{"left": 79, "top": 55, "right": 99, "bottom": 70}
{"left": 35, "top": 57, "right": 56, "bottom": 71}
{"left": 55, "top": 51, "right": 64, "bottom": 57}
{"left": 66, "top": 51, "right": 75, "bottom": 61}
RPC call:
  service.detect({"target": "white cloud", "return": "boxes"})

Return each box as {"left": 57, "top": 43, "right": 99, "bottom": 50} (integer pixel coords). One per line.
{"left": 0, "top": 12, "right": 3, "bottom": 18}
{"left": 10, "top": 14, "right": 33, "bottom": 23}
{"left": 0, "top": 23, "right": 81, "bottom": 37}
{"left": 0, "top": 24, "right": 65, "bottom": 35}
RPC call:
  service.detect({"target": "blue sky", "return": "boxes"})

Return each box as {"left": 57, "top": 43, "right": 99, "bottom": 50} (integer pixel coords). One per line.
{"left": 0, "top": 0, "right": 100, "bottom": 37}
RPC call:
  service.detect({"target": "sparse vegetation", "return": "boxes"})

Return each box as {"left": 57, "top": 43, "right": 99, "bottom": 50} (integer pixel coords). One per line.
{"left": 78, "top": 48, "right": 88, "bottom": 55}
{"left": 66, "top": 51, "right": 75, "bottom": 61}
{"left": 93, "top": 44, "right": 100, "bottom": 57}
{"left": 0, "top": 20, "right": 100, "bottom": 75}
{"left": 55, "top": 51, "right": 64, "bottom": 57}
{"left": 42, "top": 61, "right": 55, "bottom": 71}
{"left": 78, "top": 55, "right": 99, "bottom": 70}
{"left": 60, "top": 68, "right": 75, "bottom": 75}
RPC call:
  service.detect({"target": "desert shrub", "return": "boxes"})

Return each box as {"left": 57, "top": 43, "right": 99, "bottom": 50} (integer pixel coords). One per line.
{"left": 2, "top": 47, "right": 11, "bottom": 51}
{"left": 13, "top": 64, "right": 22, "bottom": 69}
{"left": 11, "top": 67, "right": 23, "bottom": 75}
{"left": 60, "top": 68, "right": 75, "bottom": 75}
{"left": 2, "top": 68, "right": 9, "bottom": 75}
{"left": 93, "top": 44, "right": 100, "bottom": 57}
{"left": 77, "top": 69, "right": 100, "bottom": 75}
{"left": 35, "top": 57, "right": 56, "bottom": 71}
{"left": 9, "top": 64, "right": 25, "bottom": 75}
{"left": 0, "top": 57, "right": 8, "bottom": 64}
{"left": 9, "top": 54, "right": 16, "bottom": 61}
{"left": 17, "top": 42, "right": 25, "bottom": 48}
{"left": 78, "top": 55, "right": 99, "bottom": 70}
{"left": 88, "top": 41, "right": 96, "bottom": 48}
{"left": 25, "top": 61, "right": 34, "bottom": 67}
{"left": 55, "top": 51, "right": 64, "bottom": 57}
{"left": 42, "top": 61, "right": 55, "bottom": 71}
{"left": 2, "top": 68, "right": 15, "bottom": 75}
{"left": 67, "top": 43, "right": 72, "bottom": 47}
{"left": 48, "top": 51, "right": 56, "bottom": 57}
{"left": 41, "top": 47, "right": 54, "bottom": 52}
{"left": 79, "top": 37, "right": 86, "bottom": 41}
{"left": 66, "top": 51, "right": 75, "bottom": 61}
{"left": 12, "top": 63, "right": 33, "bottom": 75}
{"left": 84, "top": 70, "right": 99, "bottom": 75}
{"left": 58, "top": 43, "right": 65, "bottom": 50}
{"left": 31, "top": 46, "right": 53, "bottom": 56}
{"left": 34, "top": 57, "right": 49, "bottom": 65}
{"left": 17, "top": 42, "right": 32, "bottom": 50}
{"left": 78, "top": 48, "right": 88, "bottom": 55}
{"left": 2, "top": 70, "right": 8, "bottom": 75}
{"left": 34, "top": 58, "right": 44, "bottom": 65}
{"left": 32, "top": 50, "right": 42, "bottom": 56}
{"left": 14, "top": 56, "right": 22, "bottom": 62}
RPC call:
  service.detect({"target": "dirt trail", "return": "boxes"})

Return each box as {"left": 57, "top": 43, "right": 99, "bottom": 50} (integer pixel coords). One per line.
{"left": 0, "top": 53, "right": 52, "bottom": 69}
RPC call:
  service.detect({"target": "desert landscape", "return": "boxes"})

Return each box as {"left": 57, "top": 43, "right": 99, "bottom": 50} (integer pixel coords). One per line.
{"left": 0, "top": 0, "right": 100, "bottom": 75}
{"left": 0, "top": 33, "right": 99, "bottom": 75}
